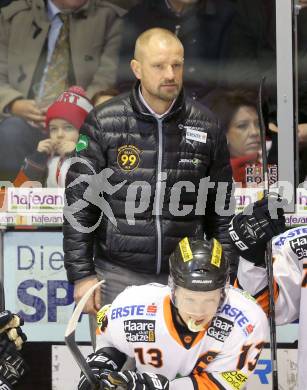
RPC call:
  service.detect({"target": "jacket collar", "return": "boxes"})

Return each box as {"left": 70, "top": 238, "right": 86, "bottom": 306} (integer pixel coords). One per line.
{"left": 154, "top": 0, "right": 217, "bottom": 18}
{"left": 31, "top": 0, "right": 94, "bottom": 26}
{"left": 130, "top": 81, "right": 186, "bottom": 123}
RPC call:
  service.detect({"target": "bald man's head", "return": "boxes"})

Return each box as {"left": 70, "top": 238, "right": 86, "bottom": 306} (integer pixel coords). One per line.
{"left": 134, "top": 28, "right": 184, "bottom": 62}
{"left": 130, "top": 28, "right": 184, "bottom": 111}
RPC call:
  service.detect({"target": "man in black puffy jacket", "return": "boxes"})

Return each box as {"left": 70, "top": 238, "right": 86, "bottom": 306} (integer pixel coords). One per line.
{"left": 63, "top": 28, "right": 234, "bottom": 341}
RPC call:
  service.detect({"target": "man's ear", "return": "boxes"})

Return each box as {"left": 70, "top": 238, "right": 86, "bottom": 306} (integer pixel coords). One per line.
{"left": 130, "top": 59, "right": 141, "bottom": 80}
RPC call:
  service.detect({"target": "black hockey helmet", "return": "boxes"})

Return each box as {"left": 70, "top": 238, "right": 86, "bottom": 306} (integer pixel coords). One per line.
{"left": 169, "top": 237, "right": 229, "bottom": 292}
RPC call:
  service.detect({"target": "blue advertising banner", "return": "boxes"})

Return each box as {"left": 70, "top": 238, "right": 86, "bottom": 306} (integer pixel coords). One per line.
{"left": 3, "top": 231, "right": 90, "bottom": 342}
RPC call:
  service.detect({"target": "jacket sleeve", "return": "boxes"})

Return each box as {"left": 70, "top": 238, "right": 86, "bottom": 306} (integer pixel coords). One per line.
{"left": 63, "top": 109, "right": 106, "bottom": 283}
{"left": 204, "top": 124, "right": 237, "bottom": 281}
{"left": 237, "top": 238, "right": 301, "bottom": 324}
{"left": 13, "top": 151, "right": 49, "bottom": 187}
{"left": 85, "top": 4, "right": 124, "bottom": 98}
{"left": 0, "top": 11, "right": 23, "bottom": 115}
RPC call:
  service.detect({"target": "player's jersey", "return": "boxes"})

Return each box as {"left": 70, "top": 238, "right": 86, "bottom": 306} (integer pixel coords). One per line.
{"left": 96, "top": 284, "right": 268, "bottom": 390}
{"left": 237, "top": 226, "right": 307, "bottom": 390}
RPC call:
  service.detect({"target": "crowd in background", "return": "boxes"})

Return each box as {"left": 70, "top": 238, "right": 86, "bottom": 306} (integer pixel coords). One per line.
{"left": 0, "top": 2, "right": 304, "bottom": 389}
{"left": 2, "top": 0, "right": 305, "bottom": 187}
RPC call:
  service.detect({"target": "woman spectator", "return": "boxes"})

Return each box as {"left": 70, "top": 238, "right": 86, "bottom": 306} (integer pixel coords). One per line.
{"left": 204, "top": 89, "right": 277, "bottom": 186}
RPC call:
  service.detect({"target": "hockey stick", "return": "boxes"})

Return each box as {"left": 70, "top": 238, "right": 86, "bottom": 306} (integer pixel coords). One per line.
{"left": 257, "top": 77, "right": 278, "bottom": 390}
{"left": 65, "top": 280, "right": 104, "bottom": 389}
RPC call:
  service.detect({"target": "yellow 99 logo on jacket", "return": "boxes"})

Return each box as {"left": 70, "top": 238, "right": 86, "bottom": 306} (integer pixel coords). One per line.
{"left": 117, "top": 145, "right": 140, "bottom": 172}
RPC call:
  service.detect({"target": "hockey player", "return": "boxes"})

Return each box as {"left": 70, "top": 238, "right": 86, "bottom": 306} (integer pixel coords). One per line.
{"left": 0, "top": 310, "right": 27, "bottom": 389}
{"left": 228, "top": 196, "right": 307, "bottom": 389}
{"left": 78, "top": 237, "right": 268, "bottom": 390}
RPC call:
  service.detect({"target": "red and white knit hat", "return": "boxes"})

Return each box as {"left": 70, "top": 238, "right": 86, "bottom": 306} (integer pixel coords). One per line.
{"left": 45, "top": 86, "right": 93, "bottom": 130}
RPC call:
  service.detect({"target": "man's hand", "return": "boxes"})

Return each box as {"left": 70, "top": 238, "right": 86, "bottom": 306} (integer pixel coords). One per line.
{"left": 107, "top": 371, "right": 169, "bottom": 390}
{"left": 10, "top": 99, "right": 46, "bottom": 126}
{"left": 229, "top": 195, "right": 286, "bottom": 265}
{"left": 74, "top": 277, "right": 101, "bottom": 314}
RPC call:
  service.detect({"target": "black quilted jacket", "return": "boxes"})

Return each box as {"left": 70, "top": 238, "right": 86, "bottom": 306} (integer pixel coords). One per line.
{"left": 63, "top": 83, "right": 234, "bottom": 283}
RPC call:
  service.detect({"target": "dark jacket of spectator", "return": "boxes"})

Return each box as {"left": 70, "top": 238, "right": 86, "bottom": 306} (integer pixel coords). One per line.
{"left": 107, "top": 0, "right": 140, "bottom": 10}
{"left": 224, "top": 0, "right": 307, "bottom": 120}
{"left": 116, "top": 0, "right": 235, "bottom": 99}
{"left": 224, "top": 0, "right": 307, "bottom": 179}
{"left": 63, "top": 82, "right": 234, "bottom": 283}
{"left": 0, "top": 0, "right": 124, "bottom": 117}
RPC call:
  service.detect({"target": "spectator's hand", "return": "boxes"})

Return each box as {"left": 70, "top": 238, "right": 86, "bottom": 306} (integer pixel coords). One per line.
{"left": 74, "top": 277, "right": 101, "bottom": 314}
{"left": 298, "top": 123, "right": 307, "bottom": 147}
{"left": 299, "top": 0, "right": 307, "bottom": 8}
{"left": 37, "top": 139, "right": 55, "bottom": 155}
{"left": 228, "top": 194, "right": 286, "bottom": 265}
{"left": 270, "top": 122, "right": 307, "bottom": 148}
{"left": 54, "top": 140, "right": 76, "bottom": 157}
{"left": 107, "top": 371, "right": 169, "bottom": 390}
{"left": 268, "top": 122, "right": 278, "bottom": 133}
{"left": 10, "top": 99, "right": 46, "bottom": 126}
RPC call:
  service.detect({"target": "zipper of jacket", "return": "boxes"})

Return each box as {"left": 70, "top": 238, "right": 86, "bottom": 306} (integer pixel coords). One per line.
{"left": 155, "top": 118, "right": 164, "bottom": 274}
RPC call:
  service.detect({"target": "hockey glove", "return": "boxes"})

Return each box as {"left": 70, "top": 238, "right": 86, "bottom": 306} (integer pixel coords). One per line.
{"left": 78, "top": 348, "right": 125, "bottom": 390}
{"left": 229, "top": 194, "right": 286, "bottom": 265}
{"left": 107, "top": 370, "right": 169, "bottom": 390}
{"left": 0, "top": 353, "right": 27, "bottom": 387}
{"left": 0, "top": 310, "right": 27, "bottom": 354}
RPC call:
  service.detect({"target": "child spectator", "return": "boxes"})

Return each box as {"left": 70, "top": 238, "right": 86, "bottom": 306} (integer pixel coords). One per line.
{"left": 14, "top": 86, "right": 93, "bottom": 188}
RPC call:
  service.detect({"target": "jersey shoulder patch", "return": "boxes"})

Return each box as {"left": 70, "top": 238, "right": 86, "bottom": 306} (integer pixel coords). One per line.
{"left": 288, "top": 234, "right": 307, "bottom": 261}
{"left": 97, "top": 304, "right": 111, "bottom": 333}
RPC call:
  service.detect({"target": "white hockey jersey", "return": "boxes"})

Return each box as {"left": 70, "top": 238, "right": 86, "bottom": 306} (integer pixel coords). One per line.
{"left": 96, "top": 284, "right": 268, "bottom": 390}
{"left": 237, "top": 226, "right": 307, "bottom": 390}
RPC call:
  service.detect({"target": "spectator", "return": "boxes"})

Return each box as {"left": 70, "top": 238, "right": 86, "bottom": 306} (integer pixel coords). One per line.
{"left": 63, "top": 28, "right": 234, "bottom": 343}
{"left": 0, "top": 0, "right": 124, "bottom": 181}
{"left": 14, "top": 86, "right": 93, "bottom": 188}
{"left": 116, "top": 0, "right": 235, "bottom": 100}
{"left": 91, "top": 88, "right": 119, "bottom": 106}
{"left": 77, "top": 237, "right": 268, "bottom": 390}
{"left": 204, "top": 88, "right": 278, "bottom": 187}
{"left": 0, "top": 310, "right": 27, "bottom": 389}
{"left": 223, "top": 0, "right": 307, "bottom": 180}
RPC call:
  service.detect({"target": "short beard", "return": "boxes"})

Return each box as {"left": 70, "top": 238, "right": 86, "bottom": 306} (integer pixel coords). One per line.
{"left": 157, "top": 87, "right": 180, "bottom": 102}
